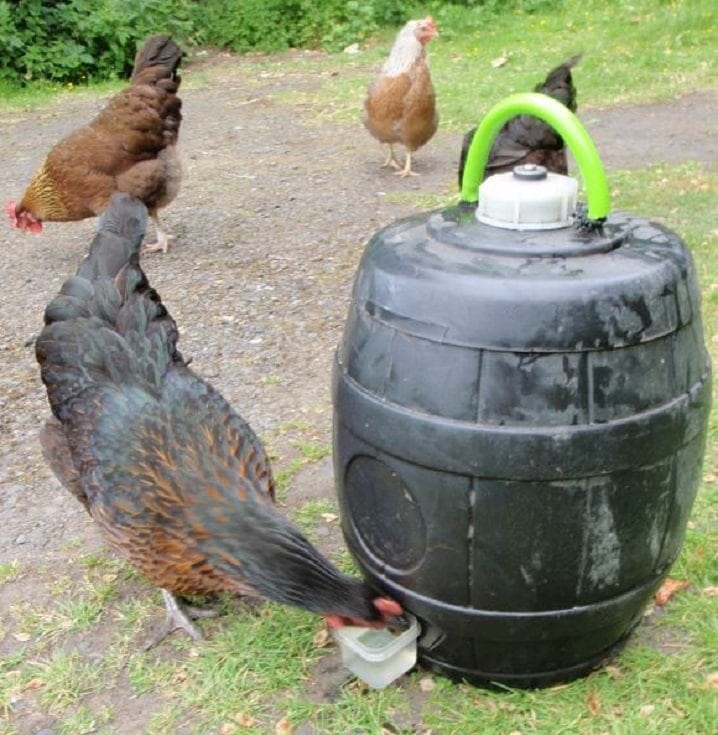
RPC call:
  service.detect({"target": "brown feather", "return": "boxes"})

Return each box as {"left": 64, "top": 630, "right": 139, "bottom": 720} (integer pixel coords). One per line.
{"left": 35, "top": 194, "right": 402, "bottom": 632}
{"left": 39, "top": 418, "right": 89, "bottom": 511}
{"left": 363, "top": 74, "right": 414, "bottom": 145}
{"left": 362, "top": 17, "right": 439, "bottom": 173}
{"left": 14, "top": 35, "right": 182, "bottom": 227}
{"left": 394, "top": 63, "right": 437, "bottom": 152}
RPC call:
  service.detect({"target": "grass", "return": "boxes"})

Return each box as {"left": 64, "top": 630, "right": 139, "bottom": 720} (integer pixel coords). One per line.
{"left": 55, "top": 704, "right": 114, "bottom": 735}
{"left": 269, "top": 0, "right": 718, "bottom": 132}
{"left": 262, "top": 418, "right": 332, "bottom": 498}
{"left": 0, "top": 78, "right": 124, "bottom": 112}
{"left": 176, "top": 607, "right": 324, "bottom": 725}
{"left": 22, "top": 651, "right": 106, "bottom": 711}
{"left": 126, "top": 656, "right": 179, "bottom": 697}
{"left": 0, "top": 562, "right": 21, "bottom": 585}
{"left": 1, "top": 1, "right": 716, "bottom": 733}
{"left": 293, "top": 499, "right": 336, "bottom": 539}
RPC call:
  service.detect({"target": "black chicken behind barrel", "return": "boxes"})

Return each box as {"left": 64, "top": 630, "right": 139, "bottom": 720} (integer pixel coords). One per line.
{"left": 458, "top": 54, "right": 582, "bottom": 189}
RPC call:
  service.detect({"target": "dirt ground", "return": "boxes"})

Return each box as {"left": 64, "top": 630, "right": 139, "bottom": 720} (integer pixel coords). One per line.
{"left": 0, "top": 49, "right": 716, "bottom": 734}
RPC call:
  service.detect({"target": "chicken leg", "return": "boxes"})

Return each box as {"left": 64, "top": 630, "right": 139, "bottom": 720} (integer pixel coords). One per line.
{"left": 396, "top": 151, "right": 419, "bottom": 177}
{"left": 144, "top": 211, "right": 174, "bottom": 253}
{"left": 382, "top": 144, "right": 402, "bottom": 170}
{"left": 143, "top": 589, "right": 220, "bottom": 650}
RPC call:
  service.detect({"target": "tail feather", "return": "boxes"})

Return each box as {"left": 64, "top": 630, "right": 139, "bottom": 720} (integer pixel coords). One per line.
{"left": 76, "top": 195, "right": 148, "bottom": 281}
{"left": 535, "top": 53, "right": 582, "bottom": 111}
{"left": 36, "top": 193, "right": 180, "bottom": 420}
{"left": 42, "top": 194, "right": 146, "bottom": 329}
{"left": 130, "top": 35, "right": 182, "bottom": 90}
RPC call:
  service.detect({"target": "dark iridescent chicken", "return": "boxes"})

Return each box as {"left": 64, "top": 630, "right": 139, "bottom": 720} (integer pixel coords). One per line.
{"left": 35, "top": 193, "right": 401, "bottom": 646}
{"left": 458, "top": 54, "right": 582, "bottom": 189}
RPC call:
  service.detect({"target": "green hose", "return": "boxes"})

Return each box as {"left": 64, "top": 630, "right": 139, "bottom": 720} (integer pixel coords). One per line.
{"left": 460, "top": 92, "right": 610, "bottom": 221}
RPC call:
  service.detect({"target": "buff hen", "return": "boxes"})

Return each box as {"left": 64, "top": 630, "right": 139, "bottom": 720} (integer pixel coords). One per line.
{"left": 362, "top": 17, "right": 439, "bottom": 177}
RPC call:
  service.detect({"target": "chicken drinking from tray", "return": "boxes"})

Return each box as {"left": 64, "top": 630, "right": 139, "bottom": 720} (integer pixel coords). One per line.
{"left": 35, "top": 193, "right": 402, "bottom": 647}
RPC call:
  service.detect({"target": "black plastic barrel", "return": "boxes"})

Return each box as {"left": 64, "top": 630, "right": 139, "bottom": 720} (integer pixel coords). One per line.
{"left": 332, "top": 95, "right": 710, "bottom": 687}
{"left": 332, "top": 206, "right": 710, "bottom": 687}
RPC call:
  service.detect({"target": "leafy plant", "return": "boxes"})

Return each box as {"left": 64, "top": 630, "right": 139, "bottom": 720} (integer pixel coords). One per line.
{"left": 0, "top": 0, "right": 426, "bottom": 84}
{"left": 0, "top": 0, "right": 193, "bottom": 84}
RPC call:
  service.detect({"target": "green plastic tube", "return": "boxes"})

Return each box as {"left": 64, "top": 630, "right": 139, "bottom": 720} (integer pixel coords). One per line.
{"left": 460, "top": 92, "right": 610, "bottom": 221}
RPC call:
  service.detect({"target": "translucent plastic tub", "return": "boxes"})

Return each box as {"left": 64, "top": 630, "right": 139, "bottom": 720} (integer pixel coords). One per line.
{"left": 333, "top": 615, "right": 420, "bottom": 689}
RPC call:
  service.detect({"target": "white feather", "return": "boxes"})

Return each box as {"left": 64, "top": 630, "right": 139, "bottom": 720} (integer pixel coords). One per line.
{"left": 382, "top": 21, "right": 425, "bottom": 76}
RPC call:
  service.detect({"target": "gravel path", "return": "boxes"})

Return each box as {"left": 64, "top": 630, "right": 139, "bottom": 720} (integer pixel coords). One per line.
{"left": 0, "top": 49, "right": 715, "bottom": 733}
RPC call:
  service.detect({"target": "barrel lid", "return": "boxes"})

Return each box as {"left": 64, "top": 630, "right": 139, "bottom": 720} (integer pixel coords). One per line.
{"left": 352, "top": 209, "right": 698, "bottom": 352}
{"left": 477, "top": 165, "right": 578, "bottom": 231}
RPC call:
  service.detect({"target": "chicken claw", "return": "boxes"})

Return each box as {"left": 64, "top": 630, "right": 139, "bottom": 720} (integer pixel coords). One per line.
{"left": 395, "top": 152, "right": 419, "bottom": 177}
{"left": 144, "top": 213, "right": 173, "bottom": 253}
{"left": 143, "top": 589, "right": 220, "bottom": 650}
{"left": 381, "top": 144, "right": 402, "bottom": 170}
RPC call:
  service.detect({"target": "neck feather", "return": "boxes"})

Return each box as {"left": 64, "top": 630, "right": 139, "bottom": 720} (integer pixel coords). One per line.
{"left": 383, "top": 32, "right": 424, "bottom": 75}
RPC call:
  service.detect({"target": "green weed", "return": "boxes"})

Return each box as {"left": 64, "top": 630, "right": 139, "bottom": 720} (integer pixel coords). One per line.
{"left": 0, "top": 561, "right": 21, "bottom": 584}
{"left": 56, "top": 704, "right": 113, "bottom": 735}
{"left": 276, "top": 0, "right": 718, "bottom": 131}
{"left": 23, "top": 651, "right": 105, "bottom": 711}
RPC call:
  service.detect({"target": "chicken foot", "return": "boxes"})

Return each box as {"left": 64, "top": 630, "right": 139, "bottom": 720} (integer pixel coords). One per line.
{"left": 143, "top": 589, "right": 220, "bottom": 650}
{"left": 144, "top": 211, "right": 174, "bottom": 254}
{"left": 381, "top": 144, "right": 402, "bottom": 170}
{"left": 396, "top": 151, "right": 419, "bottom": 178}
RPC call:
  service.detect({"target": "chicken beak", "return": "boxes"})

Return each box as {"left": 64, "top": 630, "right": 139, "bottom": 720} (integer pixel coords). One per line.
{"left": 418, "top": 16, "right": 438, "bottom": 44}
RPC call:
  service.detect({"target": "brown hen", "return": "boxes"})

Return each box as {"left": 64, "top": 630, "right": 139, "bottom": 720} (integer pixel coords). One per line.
{"left": 8, "top": 35, "right": 182, "bottom": 253}
{"left": 362, "top": 16, "right": 439, "bottom": 177}
{"left": 35, "top": 193, "right": 402, "bottom": 647}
